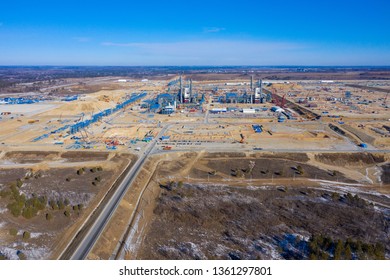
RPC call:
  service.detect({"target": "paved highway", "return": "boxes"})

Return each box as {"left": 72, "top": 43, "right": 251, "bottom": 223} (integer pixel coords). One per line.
{"left": 61, "top": 125, "right": 170, "bottom": 260}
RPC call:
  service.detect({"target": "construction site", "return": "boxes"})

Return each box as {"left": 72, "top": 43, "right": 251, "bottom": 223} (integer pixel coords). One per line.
{"left": 0, "top": 68, "right": 389, "bottom": 260}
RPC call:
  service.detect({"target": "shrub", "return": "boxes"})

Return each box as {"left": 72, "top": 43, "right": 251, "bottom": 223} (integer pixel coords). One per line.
{"left": 17, "top": 251, "right": 27, "bottom": 260}
{"left": 345, "top": 244, "right": 352, "bottom": 260}
{"left": 57, "top": 199, "right": 65, "bottom": 210}
{"left": 334, "top": 240, "right": 343, "bottom": 260}
{"left": 23, "top": 231, "right": 30, "bottom": 240}
{"left": 16, "top": 179, "right": 23, "bottom": 188}
{"left": 76, "top": 168, "right": 84, "bottom": 175}
{"left": 95, "top": 176, "right": 101, "bottom": 182}
{"left": 7, "top": 201, "right": 24, "bottom": 217}
{"left": 22, "top": 206, "right": 37, "bottom": 219}
{"left": 64, "top": 210, "right": 70, "bottom": 217}
{"left": 46, "top": 213, "right": 53, "bottom": 221}
{"left": 97, "top": 166, "right": 103, "bottom": 172}
{"left": 49, "top": 200, "right": 58, "bottom": 210}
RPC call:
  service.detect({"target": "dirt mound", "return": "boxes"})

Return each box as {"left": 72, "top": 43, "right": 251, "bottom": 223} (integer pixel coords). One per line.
{"left": 60, "top": 151, "right": 109, "bottom": 162}
{"left": 314, "top": 153, "right": 385, "bottom": 167}
{"left": 203, "top": 152, "right": 247, "bottom": 158}
{"left": 250, "top": 152, "right": 309, "bottom": 163}
{"left": 4, "top": 151, "right": 60, "bottom": 163}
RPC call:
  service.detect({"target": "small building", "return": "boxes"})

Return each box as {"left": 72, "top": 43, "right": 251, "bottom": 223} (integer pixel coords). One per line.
{"left": 243, "top": 108, "right": 256, "bottom": 114}
{"left": 210, "top": 108, "right": 227, "bottom": 114}
{"left": 160, "top": 106, "right": 175, "bottom": 114}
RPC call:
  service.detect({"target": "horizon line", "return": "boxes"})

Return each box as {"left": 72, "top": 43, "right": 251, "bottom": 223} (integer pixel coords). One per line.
{"left": 1, "top": 65, "right": 390, "bottom": 68}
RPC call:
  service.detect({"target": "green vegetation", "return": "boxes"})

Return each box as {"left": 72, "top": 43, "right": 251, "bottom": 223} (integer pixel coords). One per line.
{"left": 49, "top": 200, "right": 59, "bottom": 210}
{"left": 22, "top": 231, "right": 30, "bottom": 240}
{"left": 231, "top": 169, "right": 244, "bottom": 178}
{"left": 344, "top": 193, "right": 368, "bottom": 208}
{"left": 3, "top": 181, "right": 47, "bottom": 219}
{"left": 64, "top": 210, "right": 70, "bottom": 217}
{"left": 296, "top": 165, "right": 304, "bottom": 175}
{"left": 16, "top": 179, "right": 23, "bottom": 188}
{"left": 308, "top": 234, "right": 385, "bottom": 260}
{"left": 17, "top": 251, "right": 27, "bottom": 260}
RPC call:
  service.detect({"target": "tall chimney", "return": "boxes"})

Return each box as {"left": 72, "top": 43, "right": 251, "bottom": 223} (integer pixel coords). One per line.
{"left": 179, "top": 75, "right": 183, "bottom": 103}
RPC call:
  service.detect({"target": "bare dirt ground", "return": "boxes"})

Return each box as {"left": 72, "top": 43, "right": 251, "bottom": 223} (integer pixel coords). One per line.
{"left": 137, "top": 183, "right": 390, "bottom": 260}
{"left": 110, "top": 151, "right": 390, "bottom": 260}
{"left": 0, "top": 151, "right": 135, "bottom": 260}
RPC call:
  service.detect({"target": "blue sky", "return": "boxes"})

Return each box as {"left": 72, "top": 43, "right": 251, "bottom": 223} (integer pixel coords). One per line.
{"left": 0, "top": 0, "right": 389, "bottom": 66}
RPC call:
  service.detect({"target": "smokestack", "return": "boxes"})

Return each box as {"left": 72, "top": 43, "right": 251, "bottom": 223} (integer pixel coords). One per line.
{"left": 190, "top": 78, "right": 192, "bottom": 95}
{"left": 180, "top": 75, "right": 183, "bottom": 103}
{"left": 260, "top": 79, "right": 262, "bottom": 95}
{"left": 250, "top": 76, "right": 253, "bottom": 91}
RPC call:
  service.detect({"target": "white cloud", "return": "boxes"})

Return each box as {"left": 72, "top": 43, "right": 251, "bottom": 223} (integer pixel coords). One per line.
{"left": 203, "top": 27, "right": 225, "bottom": 33}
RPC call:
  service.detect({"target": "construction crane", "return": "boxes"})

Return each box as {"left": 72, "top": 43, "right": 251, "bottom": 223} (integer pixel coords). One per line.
{"left": 280, "top": 94, "right": 286, "bottom": 108}
{"left": 274, "top": 94, "right": 287, "bottom": 108}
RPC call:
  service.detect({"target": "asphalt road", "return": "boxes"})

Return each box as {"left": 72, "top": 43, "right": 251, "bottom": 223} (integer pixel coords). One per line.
{"left": 63, "top": 125, "right": 169, "bottom": 260}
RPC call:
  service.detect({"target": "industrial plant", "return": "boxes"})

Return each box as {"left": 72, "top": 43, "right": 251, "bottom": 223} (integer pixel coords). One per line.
{"left": 0, "top": 67, "right": 389, "bottom": 261}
